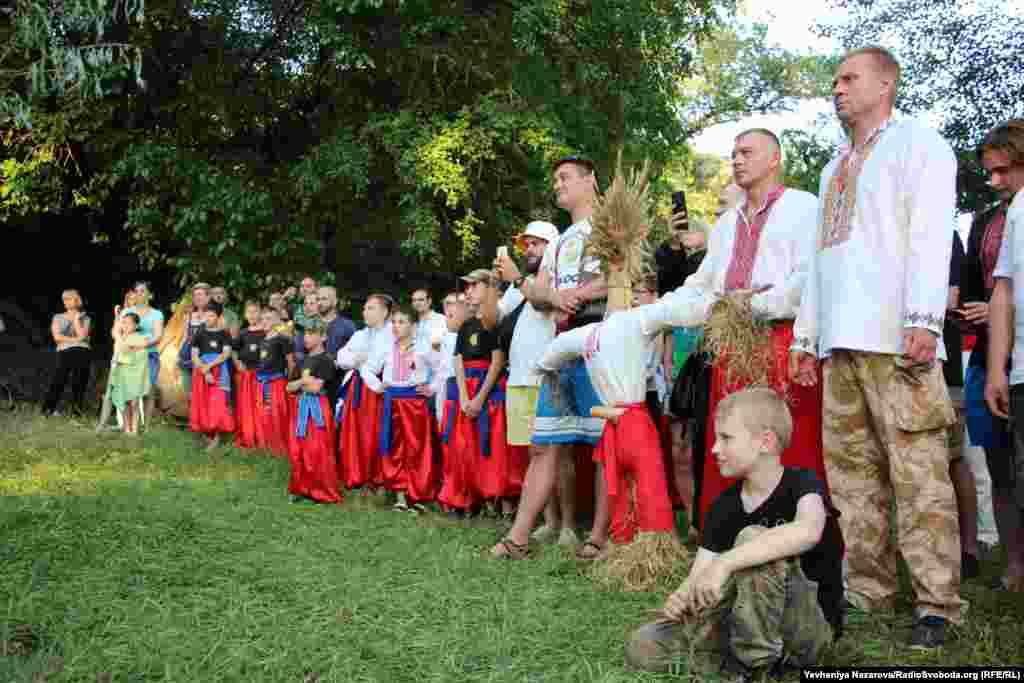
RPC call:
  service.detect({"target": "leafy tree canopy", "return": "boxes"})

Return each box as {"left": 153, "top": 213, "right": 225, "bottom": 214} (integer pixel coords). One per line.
{"left": 3, "top": 0, "right": 833, "bottom": 301}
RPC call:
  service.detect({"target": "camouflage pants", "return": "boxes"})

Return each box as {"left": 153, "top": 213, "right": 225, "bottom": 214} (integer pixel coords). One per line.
{"left": 624, "top": 526, "right": 832, "bottom": 675}
{"left": 823, "top": 351, "right": 966, "bottom": 623}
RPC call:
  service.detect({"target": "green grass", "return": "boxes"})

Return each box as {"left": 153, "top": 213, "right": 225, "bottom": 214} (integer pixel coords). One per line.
{"left": 1, "top": 410, "right": 1023, "bottom": 682}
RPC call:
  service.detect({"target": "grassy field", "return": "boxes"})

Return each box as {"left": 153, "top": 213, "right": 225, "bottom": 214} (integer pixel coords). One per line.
{"left": 2, "top": 410, "right": 1023, "bottom": 682}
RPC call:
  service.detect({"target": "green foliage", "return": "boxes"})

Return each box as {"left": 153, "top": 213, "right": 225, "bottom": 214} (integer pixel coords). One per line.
{"left": 94, "top": 142, "right": 318, "bottom": 299}
{"left": 781, "top": 127, "right": 836, "bottom": 195}
{"left": 1, "top": 0, "right": 840, "bottom": 296}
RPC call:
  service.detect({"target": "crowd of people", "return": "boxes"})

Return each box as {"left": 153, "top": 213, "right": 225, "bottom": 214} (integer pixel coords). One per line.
{"left": 37, "top": 45, "right": 1024, "bottom": 678}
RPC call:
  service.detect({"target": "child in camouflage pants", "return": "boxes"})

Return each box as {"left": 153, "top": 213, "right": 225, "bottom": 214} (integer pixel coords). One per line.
{"left": 626, "top": 388, "right": 843, "bottom": 678}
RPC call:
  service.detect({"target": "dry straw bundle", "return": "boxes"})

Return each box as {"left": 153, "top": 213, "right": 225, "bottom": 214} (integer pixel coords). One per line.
{"left": 701, "top": 290, "right": 775, "bottom": 386}
{"left": 585, "top": 152, "right": 654, "bottom": 311}
{"left": 591, "top": 531, "right": 691, "bottom": 592}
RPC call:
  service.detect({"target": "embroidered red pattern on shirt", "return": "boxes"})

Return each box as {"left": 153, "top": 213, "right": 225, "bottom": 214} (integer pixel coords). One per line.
{"left": 723, "top": 185, "right": 786, "bottom": 292}
{"left": 819, "top": 120, "right": 891, "bottom": 250}
{"left": 391, "top": 343, "right": 416, "bottom": 383}
{"left": 982, "top": 205, "right": 1008, "bottom": 291}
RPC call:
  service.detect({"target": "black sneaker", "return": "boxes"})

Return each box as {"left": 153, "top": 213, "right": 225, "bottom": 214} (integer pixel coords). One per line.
{"left": 909, "top": 615, "right": 947, "bottom": 650}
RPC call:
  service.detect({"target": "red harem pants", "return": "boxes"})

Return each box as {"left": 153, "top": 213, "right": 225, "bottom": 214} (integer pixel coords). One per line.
{"left": 190, "top": 364, "right": 236, "bottom": 435}
{"left": 379, "top": 389, "right": 441, "bottom": 503}
{"left": 698, "top": 321, "right": 827, "bottom": 526}
{"left": 234, "top": 369, "right": 261, "bottom": 449}
{"left": 257, "top": 377, "right": 290, "bottom": 457}
{"left": 593, "top": 404, "right": 674, "bottom": 544}
{"left": 338, "top": 373, "right": 384, "bottom": 489}
{"left": 288, "top": 394, "right": 342, "bottom": 503}
{"left": 438, "top": 362, "right": 510, "bottom": 508}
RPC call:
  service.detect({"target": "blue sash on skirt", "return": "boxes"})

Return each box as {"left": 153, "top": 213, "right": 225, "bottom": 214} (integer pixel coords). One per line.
{"left": 379, "top": 386, "right": 424, "bottom": 455}
{"left": 295, "top": 392, "right": 326, "bottom": 438}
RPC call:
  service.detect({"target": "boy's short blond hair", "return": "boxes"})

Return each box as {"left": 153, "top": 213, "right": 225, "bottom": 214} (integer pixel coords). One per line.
{"left": 715, "top": 387, "right": 793, "bottom": 453}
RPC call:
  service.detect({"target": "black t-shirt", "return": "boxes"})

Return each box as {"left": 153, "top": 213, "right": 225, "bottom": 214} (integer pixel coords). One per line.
{"left": 943, "top": 231, "right": 966, "bottom": 387}
{"left": 235, "top": 329, "right": 266, "bottom": 367}
{"left": 192, "top": 328, "right": 234, "bottom": 358}
{"left": 455, "top": 317, "right": 499, "bottom": 362}
{"left": 258, "top": 335, "right": 292, "bottom": 375}
{"left": 655, "top": 242, "right": 706, "bottom": 296}
{"left": 303, "top": 352, "right": 339, "bottom": 406}
{"left": 703, "top": 468, "right": 844, "bottom": 635}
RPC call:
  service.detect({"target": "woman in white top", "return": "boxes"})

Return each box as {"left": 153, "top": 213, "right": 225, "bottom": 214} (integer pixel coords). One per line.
{"left": 43, "top": 289, "right": 93, "bottom": 416}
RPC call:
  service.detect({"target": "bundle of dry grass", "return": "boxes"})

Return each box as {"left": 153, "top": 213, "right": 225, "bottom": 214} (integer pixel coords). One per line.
{"left": 701, "top": 290, "right": 774, "bottom": 386}
{"left": 591, "top": 531, "right": 691, "bottom": 592}
{"left": 585, "top": 152, "right": 653, "bottom": 312}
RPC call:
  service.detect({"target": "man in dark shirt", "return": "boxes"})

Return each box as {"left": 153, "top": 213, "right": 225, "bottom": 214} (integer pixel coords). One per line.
{"left": 626, "top": 387, "right": 841, "bottom": 678}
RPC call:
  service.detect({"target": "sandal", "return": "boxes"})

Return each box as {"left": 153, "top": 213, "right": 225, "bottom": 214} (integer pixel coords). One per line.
{"left": 492, "top": 537, "right": 530, "bottom": 560}
{"left": 576, "top": 540, "right": 605, "bottom": 561}
{"left": 392, "top": 500, "right": 409, "bottom": 511}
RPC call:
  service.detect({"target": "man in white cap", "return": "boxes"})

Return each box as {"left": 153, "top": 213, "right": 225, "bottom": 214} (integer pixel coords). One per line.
{"left": 494, "top": 220, "right": 561, "bottom": 517}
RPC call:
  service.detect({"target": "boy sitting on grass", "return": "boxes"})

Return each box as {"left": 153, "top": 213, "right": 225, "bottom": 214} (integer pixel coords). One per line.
{"left": 625, "top": 387, "right": 843, "bottom": 680}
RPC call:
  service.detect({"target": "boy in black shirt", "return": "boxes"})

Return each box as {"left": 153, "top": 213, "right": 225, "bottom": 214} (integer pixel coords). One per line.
{"left": 233, "top": 302, "right": 266, "bottom": 449}
{"left": 257, "top": 308, "right": 295, "bottom": 457}
{"left": 189, "top": 302, "right": 236, "bottom": 451}
{"left": 626, "top": 387, "right": 842, "bottom": 678}
{"left": 286, "top": 321, "right": 342, "bottom": 504}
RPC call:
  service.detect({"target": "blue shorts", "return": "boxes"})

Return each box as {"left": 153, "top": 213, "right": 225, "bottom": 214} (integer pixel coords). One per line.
{"left": 531, "top": 358, "right": 605, "bottom": 446}
{"left": 147, "top": 351, "right": 161, "bottom": 391}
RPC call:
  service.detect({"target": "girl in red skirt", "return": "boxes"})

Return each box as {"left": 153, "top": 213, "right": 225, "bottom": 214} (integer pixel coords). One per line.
{"left": 233, "top": 301, "right": 266, "bottom": 449}
{"left": 190, "top": 302, "right": 236, "bottom": 451}
{"left": 256, "top": 308, "right": 294, "bottom": 457}
{"left": 364, "top": 305, "right": 443, "bottom": 512}
{"left": 286, "top": 322, "right": 342, "bottom": 504}
{"left": 439, "top": 269, "right": 509, "bottom": 514}
{"left": 337, "top": 294, "right": 394, "bottom": 492}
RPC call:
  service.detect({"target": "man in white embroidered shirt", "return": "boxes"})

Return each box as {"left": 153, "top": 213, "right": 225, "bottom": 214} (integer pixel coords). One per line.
{"left": 789, "top": 46, "right": 965, "bottom": 649}
{"left": 671, "top": 128, "right": 828, "bottom": 532}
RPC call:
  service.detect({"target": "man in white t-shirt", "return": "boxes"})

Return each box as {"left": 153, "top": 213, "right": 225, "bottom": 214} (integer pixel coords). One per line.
{"left": 789, "top": 46, "right": 964, "bottom": 648}
{"left": 981, "top": 119, "right": 1024, "bottom": 592}
{"left": 493, "top": 220, "right": 560, "bottom": 515}
{"left": 491, "top": 156, "right": 611, "bottom": 559}
{"left": 411, "top": 288, "right": 447, "bottom": 353}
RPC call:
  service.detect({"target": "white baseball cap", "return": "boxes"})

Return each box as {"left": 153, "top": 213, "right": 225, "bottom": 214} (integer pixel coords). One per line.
{"left": 514, "top": 221, "right": 559, "bottom": 249}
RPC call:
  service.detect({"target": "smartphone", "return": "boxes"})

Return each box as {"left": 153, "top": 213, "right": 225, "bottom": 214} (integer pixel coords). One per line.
{"left": 672, "top": 191, "right": 689, "bottom": 220}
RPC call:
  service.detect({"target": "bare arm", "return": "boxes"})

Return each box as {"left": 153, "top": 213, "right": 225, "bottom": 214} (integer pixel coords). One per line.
{"left": 454, "top": 355, "right": 469, "bottom": 407}
{"left": 986, "top": 278, "right": 1014, "bottom": 418}
{"left": 473, "top": 350, "right": 506, "bottom": 404}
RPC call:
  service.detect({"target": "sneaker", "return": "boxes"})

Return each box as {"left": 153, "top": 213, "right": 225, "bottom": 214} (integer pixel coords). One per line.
{"left": 530, "top": 524, "right": 559, "bottom": 543}
{"left": 557, "top": 527, "right": 580, "bottom": 546}
{"left": 909, "top": 615, "right": 947, "bottom": 650}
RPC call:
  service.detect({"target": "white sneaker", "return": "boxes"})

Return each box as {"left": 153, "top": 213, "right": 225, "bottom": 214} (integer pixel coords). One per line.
{"left": 557, "top": 527, "right": 580, "bottom": 546}
{"left": 531, "top": 524, "right": 559, "bottom": 543}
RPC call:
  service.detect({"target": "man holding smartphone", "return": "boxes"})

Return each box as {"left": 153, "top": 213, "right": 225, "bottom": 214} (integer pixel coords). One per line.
{"left": 667, "top": 128, "right": 827, "bottom": 530}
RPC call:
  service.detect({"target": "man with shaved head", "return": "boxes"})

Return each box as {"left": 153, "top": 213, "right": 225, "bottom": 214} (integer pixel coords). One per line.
{"left": 664, "top": 128, "right": 829, "bottom": 543}
{"left": 790, "top": 46, "right": 965, "bottom": 648}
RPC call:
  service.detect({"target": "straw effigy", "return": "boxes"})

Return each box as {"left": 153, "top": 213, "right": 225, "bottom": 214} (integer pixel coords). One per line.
{"left": 701, "top": 289, "right": 774, "bottom": 386}
{"left": 156, "top": 293, "right": 192, "bottom": 417}
{"left": 585, "top": 151, "right": 653, "bottom": 313}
